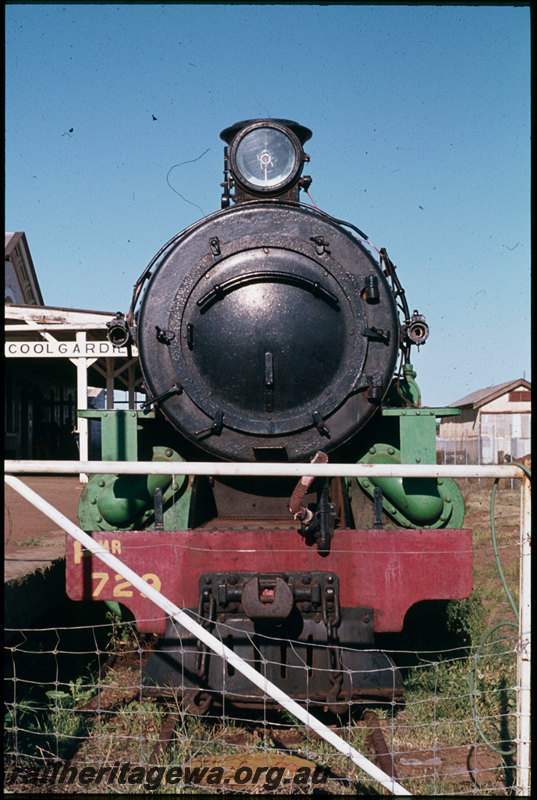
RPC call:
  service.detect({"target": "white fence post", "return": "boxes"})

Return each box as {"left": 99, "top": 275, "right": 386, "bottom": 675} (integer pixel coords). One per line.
{"left": 516, "top": 474, "right": 531, "bottom": 796}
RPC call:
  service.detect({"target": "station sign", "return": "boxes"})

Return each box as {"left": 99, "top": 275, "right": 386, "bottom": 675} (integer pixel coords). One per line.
{"left": 5, "top": 340, "right": 138, "bottom": 358}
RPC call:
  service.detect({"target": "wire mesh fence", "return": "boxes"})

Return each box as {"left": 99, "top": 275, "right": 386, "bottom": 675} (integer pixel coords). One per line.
{"left": 3, "top": 623, "right": 520, "bottom": 794}
{"left": 4, "top": 478, "right": 527, "bottom": 796}
{"left": 436, "top": 434, "right": 531, "bottom": 467}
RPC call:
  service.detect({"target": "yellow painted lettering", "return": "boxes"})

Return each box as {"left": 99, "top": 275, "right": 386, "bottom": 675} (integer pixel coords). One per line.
{"left": 73, "top": 541, "right": 83, "bottom": 565}
{"left": 140, "top": 573, "right": 162, "bottom": 598}
{"left": 92, "top": 572, "right": 109, "bottom": 597}
{"left": 113, "top": 575, "right": 133, "bottom": 597}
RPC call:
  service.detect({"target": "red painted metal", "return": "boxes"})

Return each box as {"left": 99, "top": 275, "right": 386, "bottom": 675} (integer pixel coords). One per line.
{"left": 65, "top": 528, "right": 473, "bottom": 635}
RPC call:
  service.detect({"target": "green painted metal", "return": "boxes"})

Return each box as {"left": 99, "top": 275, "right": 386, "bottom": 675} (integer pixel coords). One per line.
{"left": 78, "top": 408, "right": 156, "bottom": 461}
{"left": 349, "top": 405, "right": 465, "bottom": 529}
{"left": 104, "top": 600, "right": 123, "bottom": 619}
{"left": 382, "top": 407, "right": 461, "bottom": 416}
{"left": 79, "top": 448, "right": 191, "bottom": 532}
{"left": 77, "top": 410, "right": 192, "bottom": 532}
{"left": 353, "top": 443, "right": 465, "bottom": 528}
{"left": 382, "top": 407, "right": 460, "bottom": 465}
{"left": 399, "top": 363, "right": 421, "bottom": 405}
{"left": 362, "top": 447, "right": 443, "bottom": 522}
{"left": 96, "top": 473, "right": 172, "bottom": 525}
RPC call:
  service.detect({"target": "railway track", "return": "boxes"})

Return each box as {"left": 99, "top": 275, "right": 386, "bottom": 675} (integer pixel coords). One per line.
{"left": 72, "top": 646, "right": 399, "bottom": 791}
{"left": 59, "top": 655, "right": 504, "bottom": 796}
{"left": 79, "top": 689, "right": 397, "bottom": 786}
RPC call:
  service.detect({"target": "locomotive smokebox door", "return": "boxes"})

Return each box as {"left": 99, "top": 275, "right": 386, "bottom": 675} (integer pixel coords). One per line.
{"left": 137, "top": 204, "right": 399, "bottom": 462}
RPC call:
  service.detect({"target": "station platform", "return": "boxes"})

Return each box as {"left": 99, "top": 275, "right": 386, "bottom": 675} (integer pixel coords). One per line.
{"left": 4, "top": 476, "right": 83, "bottom": 633}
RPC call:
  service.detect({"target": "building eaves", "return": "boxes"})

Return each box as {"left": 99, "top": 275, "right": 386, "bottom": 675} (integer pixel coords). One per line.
{"left": 449, "top": 378, "right": 531, "bottom": 410}
{"left": 4, "top": 232, "right": 45, "bottom": 305}
{"left": 5, "top": 232, "right": 23, "bottom": 256}
{"left": 4, "top": 304, "right": 117, "bottom": 323}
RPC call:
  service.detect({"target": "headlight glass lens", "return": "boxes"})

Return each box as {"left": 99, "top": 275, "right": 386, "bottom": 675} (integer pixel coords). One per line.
{"left": 235, "top": 128, "right": 298, "bottom": 189}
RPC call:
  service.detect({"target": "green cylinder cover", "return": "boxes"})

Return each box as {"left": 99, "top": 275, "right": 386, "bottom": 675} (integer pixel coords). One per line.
{"left": 97, "top": 474, "right": 172, "bottom": 526}
{"left": 357, "top": 445, "right": 465, "bottom": 528}
{"left": 371, "top": 475, "right": 443, "bottom": 523}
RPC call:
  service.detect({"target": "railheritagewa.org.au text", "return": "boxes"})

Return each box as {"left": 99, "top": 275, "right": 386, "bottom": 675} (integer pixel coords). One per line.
{"left": 6, "top": 760, "right": 331, "bottom": 791}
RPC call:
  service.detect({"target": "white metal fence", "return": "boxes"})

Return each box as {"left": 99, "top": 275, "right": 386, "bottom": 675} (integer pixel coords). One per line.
{"left": 4, "top": 460, "right": 531, "bottom": 796}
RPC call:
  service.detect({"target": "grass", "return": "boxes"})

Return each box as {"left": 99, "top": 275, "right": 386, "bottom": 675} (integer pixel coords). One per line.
{"left": 17, "top": 536, "right": 50, "bottom": 547}
{"left": 385, "top": 478, "right": 522, "bottom": 793}
{"left": 4, "top": 479, "right": 524, "bottom": 795}
{"left": 463, "top": 479, "right": 521, "bottom": 632}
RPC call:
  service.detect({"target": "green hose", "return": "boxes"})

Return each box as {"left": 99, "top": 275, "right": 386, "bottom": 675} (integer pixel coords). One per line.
{"left": 470, "top": 620, "right": 518, "bottom": 756}
{"left": 470, "top": 465, "right": 531, "bottom": 755}
{"left": 490, "top": 479, "right": 520, "bottom": 623}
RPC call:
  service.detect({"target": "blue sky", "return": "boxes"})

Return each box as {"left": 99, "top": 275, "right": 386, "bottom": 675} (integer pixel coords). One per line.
{"left": 5, "top": 3, "right": 530, "bottom": 406}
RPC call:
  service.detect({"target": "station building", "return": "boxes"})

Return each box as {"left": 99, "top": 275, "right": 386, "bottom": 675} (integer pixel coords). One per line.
{"left": 437, "top": 378, "right": 531, "bottom": 465}
{"left": 5, "top": 232, "right": 142, "bottom": 467}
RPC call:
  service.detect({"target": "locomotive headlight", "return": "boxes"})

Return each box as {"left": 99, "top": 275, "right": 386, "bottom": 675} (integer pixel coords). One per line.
{"left": 230, "top": 122, "right": 303, "bottom": 194}
{"left": 404, "top": 310, "right": 430, "bottom": 346}
{"left": 106, "top": 312, "right": 131, "bottom": 347}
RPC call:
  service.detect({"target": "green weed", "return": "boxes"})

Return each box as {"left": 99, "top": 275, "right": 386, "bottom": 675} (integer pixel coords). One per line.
{"left": 17, "top": 536, "right": 49, "bottom": 547}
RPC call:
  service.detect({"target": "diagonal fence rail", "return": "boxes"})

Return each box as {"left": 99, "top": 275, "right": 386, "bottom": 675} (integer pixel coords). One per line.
{"left": 4, "top": 460, "right": 531, "bottom": 795}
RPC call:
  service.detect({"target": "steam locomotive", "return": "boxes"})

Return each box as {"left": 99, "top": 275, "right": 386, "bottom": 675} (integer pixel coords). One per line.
{"left": 66, "top": 119, "right": 472, "bottom": 713}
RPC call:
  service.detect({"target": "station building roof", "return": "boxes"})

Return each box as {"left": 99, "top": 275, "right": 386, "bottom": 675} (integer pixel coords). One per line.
{"left": 5, "top": 232, "right": 44, "bottom": 305}
{"left": 449, "top": 378, "right": 531, "bottom": 410}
